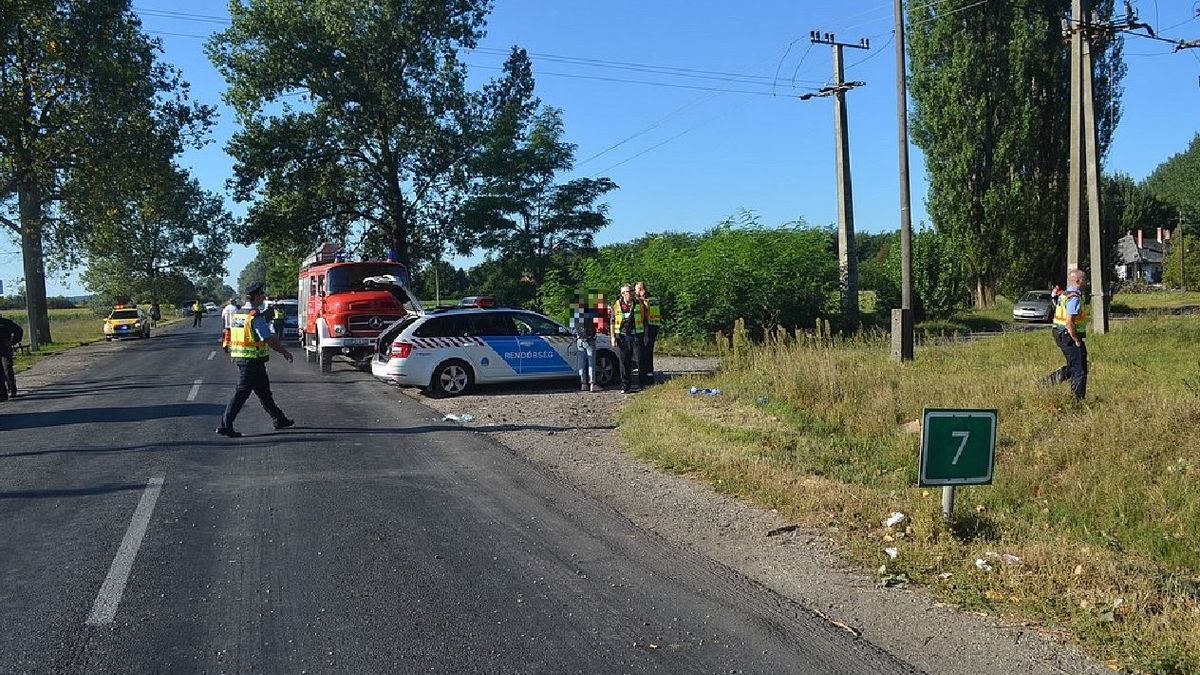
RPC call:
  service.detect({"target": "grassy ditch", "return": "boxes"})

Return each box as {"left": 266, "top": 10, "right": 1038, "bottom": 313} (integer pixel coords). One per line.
{"left": 618, "top": 316, "right": 1200, "bottom": 674}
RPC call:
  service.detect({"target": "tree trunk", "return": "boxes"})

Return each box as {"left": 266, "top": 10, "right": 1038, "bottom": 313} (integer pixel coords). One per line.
{"left": 973, "top": 276, "right": 996, "bottom": 309}
{"left": 18, "top": 181, "right": 52, "bottom": 348}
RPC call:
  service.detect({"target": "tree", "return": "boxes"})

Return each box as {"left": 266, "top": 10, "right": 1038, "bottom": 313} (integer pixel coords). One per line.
{"left": 80, "top": 166, "right": 231, "bottom": 305}
{"left": 237, "top": 256, "right": 268, "bottom": 298}
{"left": 193, "top": 276, "right": 235, "bottom": 304}
{"left": 907, "top": 0, "right": 1124, "bottom": 306}
{"left": 462, "top": 49, "right": 616, "bottom": 295}
{"left": 1144, "top": 133, "right": 1200, "bottom": 222}
{"left": 411, "top": 259, "right": 469, "bottom": 303}
{"left": 208, "top": 0, "right": 496, "bottom": 272}
{"left": 1, "top": 0, "right": 212, "bottom": 347}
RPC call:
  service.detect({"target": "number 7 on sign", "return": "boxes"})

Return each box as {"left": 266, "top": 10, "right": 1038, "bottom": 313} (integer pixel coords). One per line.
{"left": 951, "top": 431, "right": 970, "bottom": 465}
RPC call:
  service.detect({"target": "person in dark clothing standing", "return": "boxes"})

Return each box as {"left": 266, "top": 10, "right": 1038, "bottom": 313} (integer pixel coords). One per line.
{"left": 216, "top": 283, "right": 294, "bottom": 437}
{"left": 0, "top": 315, "right": 24, "bottom": 401}
{"left": 1045, "top": 268, "right": 1089, "bottom": 400}
{"left": 149, "top": 301, "right": 161, "bottom": 328}
{"left": 609, "top": 284, "right": 647, "bottom": 394}
{"left": 635, "top": 281, "right": 661, "bottom": 387}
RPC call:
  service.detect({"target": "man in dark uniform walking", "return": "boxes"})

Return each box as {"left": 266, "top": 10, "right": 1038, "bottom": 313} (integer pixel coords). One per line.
{"left": 216, "top": 282, "right": 295, "bottom": 437}
{"left": 0, "top": 315, "right": 23, "bottom": 401}
{"left": 1045, "top": 268, "right": 1089, "bottom": 400}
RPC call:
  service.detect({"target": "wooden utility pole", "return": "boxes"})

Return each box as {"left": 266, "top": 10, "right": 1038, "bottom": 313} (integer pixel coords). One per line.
{"left": 892, "top": 0, "right": 914, "bottom": 361}
{"left": 805, "top": 31, "right": 870, "bottom": 327}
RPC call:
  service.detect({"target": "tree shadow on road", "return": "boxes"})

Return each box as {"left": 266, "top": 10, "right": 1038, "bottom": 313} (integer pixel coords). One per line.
{"left": 0, "top": 482, "right": 148, "bottom": 500}
{"left": 0, "top": 403, "right": 224, "bottom": 431}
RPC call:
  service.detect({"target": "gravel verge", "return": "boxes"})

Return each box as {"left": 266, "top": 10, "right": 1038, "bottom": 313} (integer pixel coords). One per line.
{"left": 401, "top": 355, "right": 1109, "bottom": 675}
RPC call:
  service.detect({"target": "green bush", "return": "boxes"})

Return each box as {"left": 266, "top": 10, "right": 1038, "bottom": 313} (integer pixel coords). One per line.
{"left": 571, "top": 220, "right": 838, "bottom": 341}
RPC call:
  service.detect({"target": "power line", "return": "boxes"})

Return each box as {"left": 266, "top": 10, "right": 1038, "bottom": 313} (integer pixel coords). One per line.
{"left": 136, "top": 7, "right": 230, "bottom": 24}
{"left": 592, "top": 98, "right": 757, "bottom": 176}
{"left": 581, "top": 38, "right": 818, "bottom": 169}
{"left": 468, "top": 63, "right": 807, "bottom": 97}
{"left": 467, "top": 46, "right": 824, "bottom": 87}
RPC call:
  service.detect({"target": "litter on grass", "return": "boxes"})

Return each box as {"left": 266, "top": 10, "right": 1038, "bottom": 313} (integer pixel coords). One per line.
{"left": 688, "top": 387, "right": 722, "bottom": 396}
{"left": 884, "top": 512, "right": 906, "bottom": 528}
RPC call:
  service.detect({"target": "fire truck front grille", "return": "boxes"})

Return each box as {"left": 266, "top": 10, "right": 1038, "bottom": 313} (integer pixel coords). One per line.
{"left": 348, "top": 314, "right": 403, "bottom": 335}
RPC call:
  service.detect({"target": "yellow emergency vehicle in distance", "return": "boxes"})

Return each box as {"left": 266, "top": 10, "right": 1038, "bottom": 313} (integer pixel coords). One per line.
{"left": 104, "top": 305, "right": 151, "bottom": 341}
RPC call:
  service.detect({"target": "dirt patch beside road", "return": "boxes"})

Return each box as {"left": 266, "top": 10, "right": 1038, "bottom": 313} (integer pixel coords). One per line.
{"left": 401, "top": 356, "right": 1106, "bottom": 675}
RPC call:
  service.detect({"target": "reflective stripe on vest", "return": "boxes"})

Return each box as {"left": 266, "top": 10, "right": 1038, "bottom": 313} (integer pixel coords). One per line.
{"left": 612, "top": 300, "right": 642, "bottom": 334}
{"left": 646, "top": 297, "right": 661, "bottom": 325}
{"left": 1052, "top": 291, "right": 1087, "bottom": 331}
{"left": 229, "top": 310, "right": 269, "bottom": 359}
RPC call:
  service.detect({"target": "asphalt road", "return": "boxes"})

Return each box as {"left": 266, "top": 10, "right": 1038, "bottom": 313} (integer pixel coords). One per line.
{"left": 0, "top": 323, "right": 918, "bottom": 674}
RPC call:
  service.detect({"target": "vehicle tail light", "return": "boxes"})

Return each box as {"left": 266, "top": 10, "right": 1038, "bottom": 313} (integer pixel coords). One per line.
{"left": 391, "top": 341, "right": 412, "bottom": 359}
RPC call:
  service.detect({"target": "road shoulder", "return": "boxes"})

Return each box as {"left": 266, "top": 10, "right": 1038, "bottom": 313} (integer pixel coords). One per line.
{"left": 400, "top": 356, "right": 1108, "bottom": 675}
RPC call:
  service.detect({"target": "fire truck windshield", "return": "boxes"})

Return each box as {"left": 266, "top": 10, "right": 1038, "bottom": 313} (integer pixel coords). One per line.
{"left": 325, "top": 263, "right": 410, "bottom": 293}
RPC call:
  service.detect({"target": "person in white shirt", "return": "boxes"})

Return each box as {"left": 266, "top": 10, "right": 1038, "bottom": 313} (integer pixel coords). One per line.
{"left": 221, "top": 297, "right": 238, "bottom": 352}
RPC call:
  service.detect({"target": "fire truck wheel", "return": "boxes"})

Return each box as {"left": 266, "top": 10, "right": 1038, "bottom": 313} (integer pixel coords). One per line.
{"left": 430, "top": 360, "right": 473, "bottom": 398}
{"left": 319, "top": 346, "right": 334, "bottom": 373}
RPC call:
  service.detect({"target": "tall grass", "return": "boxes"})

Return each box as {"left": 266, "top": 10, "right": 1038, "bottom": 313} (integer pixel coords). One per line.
{"left": 1, "top": 306, "right": 182, "bottom": 372}
{"left": 620, "top": 315, "right": 1200, "bottom": 673}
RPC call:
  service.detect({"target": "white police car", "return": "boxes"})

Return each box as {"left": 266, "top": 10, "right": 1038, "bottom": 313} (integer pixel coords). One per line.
{"left": 371, "top": 307, "right": 619, "bottom": 396}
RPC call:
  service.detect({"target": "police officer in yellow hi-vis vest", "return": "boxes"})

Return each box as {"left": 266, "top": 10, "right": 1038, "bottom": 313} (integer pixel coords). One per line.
{"left": 610, "top": 284, "right": 648, "bottom": 394}
{"left": 635, "top": 281, "right": 661, "bottom": 387}
{"left": 217, "top": 282, "right": 295, "bottom": 438}
{"left": 1044, "top": 268, "right": 1089, "bottom": 400}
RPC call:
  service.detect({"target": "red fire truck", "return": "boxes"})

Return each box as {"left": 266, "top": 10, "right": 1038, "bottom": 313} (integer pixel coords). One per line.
{"left": 298, "top": 243, "right": 423, "bottom": 373}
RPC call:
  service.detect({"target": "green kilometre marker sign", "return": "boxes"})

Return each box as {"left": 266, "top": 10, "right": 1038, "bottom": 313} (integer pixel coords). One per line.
{"left": 919, "top": 408, "right": 997, "bottom": 520}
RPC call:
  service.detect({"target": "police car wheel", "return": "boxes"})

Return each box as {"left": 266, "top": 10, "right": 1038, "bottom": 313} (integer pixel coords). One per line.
{"left": 595, "top": 350, "right": 618, "bottom": 387}
{"left": 431, "top": 360, "right": 473, "bottom": 397}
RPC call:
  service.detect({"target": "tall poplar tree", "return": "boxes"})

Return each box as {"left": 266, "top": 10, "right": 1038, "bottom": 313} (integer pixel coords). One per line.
{"left": 907, "top": 0, "right": 1124, "bottom": 305}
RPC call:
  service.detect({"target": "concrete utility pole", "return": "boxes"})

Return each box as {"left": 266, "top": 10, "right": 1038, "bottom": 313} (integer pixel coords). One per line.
{"left": 1063, "top": 4, "right": 1109, "bottom": 334}
{"left": 1066, "top": 0, "right": 1084, "bottom": 273}
{"left": 804, "top": 31, "right": 870, "bottom": 328}
{"left": 1180, "top": 209, "right": 1187, "bottom": 291}
{"left": 892, "top": 0, "right": 914, "bottom": 362}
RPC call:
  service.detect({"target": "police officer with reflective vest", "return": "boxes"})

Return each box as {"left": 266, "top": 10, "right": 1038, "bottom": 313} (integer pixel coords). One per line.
{"left": 1045, "top": 268, "right": 1089, "bottom": 400}
{"left": 192, "top": 299, "right": 204, "bottom": 327}
{"left": 610, "top": 284, "right": 647, "bottom": 394}
{"left": 271, "top": 301, "right": 286, "bottom": 339}
{"left": 216, "top": 282, "right": 295, "bottom": 438}
{"left": 635, "top": 281, "right": 661, "bottom": 387}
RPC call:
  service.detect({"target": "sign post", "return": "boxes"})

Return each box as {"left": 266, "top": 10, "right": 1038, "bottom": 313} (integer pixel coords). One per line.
{"left": 918, "top": 408, "right": 997, "bottom": 521}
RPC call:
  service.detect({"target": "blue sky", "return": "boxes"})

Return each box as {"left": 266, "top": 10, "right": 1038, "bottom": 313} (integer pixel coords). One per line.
{"left": 4, "top": 0, "right": 1199, "bottom": 296}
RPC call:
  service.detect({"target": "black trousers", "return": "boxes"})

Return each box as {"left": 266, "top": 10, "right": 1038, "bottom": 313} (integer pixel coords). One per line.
{"left": 617, "top": 334, "right": 642, "bottom": 391}
{"left": 640, "top": 325, "right": 659, "bottom": 385}
{"left": 220, "top": 359, "right": 287, "bottom": 430}
{"left": 192, "top": 312, "right": 202, "bottom": 327}
{"left": 1048, "top": 329, "right": 1088, "bottom": 399}
{"left": 0, "top": 348, "right": 14, "bottom": 399}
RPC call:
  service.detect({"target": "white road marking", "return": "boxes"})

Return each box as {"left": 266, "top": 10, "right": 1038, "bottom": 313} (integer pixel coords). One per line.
{"left": 187, "top": 379, "right": 202, "bottom": 401}
{"left": 85, "top": 476, "right": 165, "bottom": 626}
{"left": 207, "top": 350, "right": 216, "bottom": 361}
